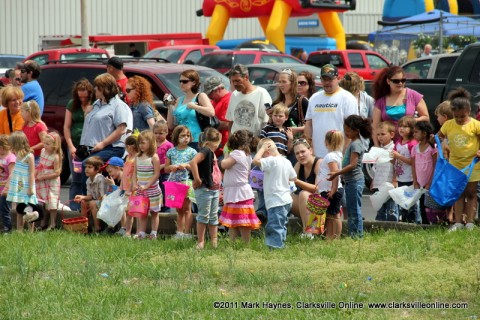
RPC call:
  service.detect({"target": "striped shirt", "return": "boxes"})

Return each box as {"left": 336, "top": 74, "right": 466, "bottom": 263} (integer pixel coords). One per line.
{"left": 259, "top": 124, "right": 289, "bottom": 156}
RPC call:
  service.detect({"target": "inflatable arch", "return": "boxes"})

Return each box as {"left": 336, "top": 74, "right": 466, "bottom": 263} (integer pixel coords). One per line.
{"left": 383, "top": 0, "right": 480, "bottom": 19}
{"left": 201, "top": 0, "right": 353, "bottom": 51}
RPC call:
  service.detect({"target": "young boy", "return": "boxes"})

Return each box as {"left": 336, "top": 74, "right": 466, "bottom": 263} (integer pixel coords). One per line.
{"left": 259, "top": 103, "right": 293, "bottom": 156}
{"left": 373, "top": 121, "right": 398, "bottom": 222}
{"left": 74, "top": 156, "right": 108, "bottom": 233}
{"left": 253, "top": 138, "right": 296, "bottom": 249}
{"left": 104, "top": 156, "right": 124, "bottom": 194}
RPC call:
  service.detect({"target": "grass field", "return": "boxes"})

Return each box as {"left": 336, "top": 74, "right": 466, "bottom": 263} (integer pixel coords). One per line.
{"left": 0, "top": 228, "right": 478, "bottom": 319}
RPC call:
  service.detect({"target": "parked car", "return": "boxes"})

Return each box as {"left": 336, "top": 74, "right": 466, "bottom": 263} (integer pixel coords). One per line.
{"left": 25, "top": 48, "right": 110, "bottom": 65}
{"left": 37, "top": 60, "right": 229, "bottom": 183}
{"left": 245, "top": 63, "right": 322, "bottom": 86}
{"left": 0, "top": 54, "right": 25, "bottom": 77}
{"left": 143, "top": 45, "right": 219, "bottom": 64}
{"left": 306, "top": 49, "right": 391, "bottom": 80}
{"left": 197, "top": 49, "right": 304, "bottom": 74}
{"left": 401, "top": 52, "right": 460, "bottom": 79}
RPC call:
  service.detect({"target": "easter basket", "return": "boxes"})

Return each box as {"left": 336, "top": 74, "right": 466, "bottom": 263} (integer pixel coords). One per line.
{"left": 61, "top": 201, "right": 88, "bottom": 234}
{"left": 306, "top": 193, "right": 330, "bottom": 216}
{"left": 249, "top": 167, "right": 264, "bottom": 190}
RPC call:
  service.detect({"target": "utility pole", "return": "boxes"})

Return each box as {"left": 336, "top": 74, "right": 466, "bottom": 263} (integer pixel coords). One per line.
{"left": 81, "top": 0, "right": 90, "bottom": 49}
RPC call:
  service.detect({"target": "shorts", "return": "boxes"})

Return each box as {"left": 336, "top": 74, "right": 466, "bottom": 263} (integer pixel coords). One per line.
{"left": 320, "top": 188, "right": 343, "bottom": 215}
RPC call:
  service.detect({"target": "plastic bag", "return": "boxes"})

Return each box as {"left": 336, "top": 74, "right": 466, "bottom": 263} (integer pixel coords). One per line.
{"left": 370, "top": 182, "right": 394, "bottom": 211}
{"left": 98, "top": 189, "right": 128, "bottom": 227}
{"left": 362, "top": 147, "right": 392, "bottom": 164}
{"left": 388, "top": 185, "right": 425, "bottom": 210}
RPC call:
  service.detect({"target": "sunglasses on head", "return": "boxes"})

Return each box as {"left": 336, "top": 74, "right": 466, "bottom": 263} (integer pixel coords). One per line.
{"left": 293, "top": 138, "right": 310, "bottom": 147}
{"left": 179, "top": 79, "right": 191, "bottom": 84}
{"left": 281, "top": 68, "right": 292, "bottom": 75}
{"left": 125, "top": 88, "right": 134, "bottom": 93}
{"left": 390, "top": 78, "right": 407, "bottom": 84}
{"left": 297, "top": 81, "right": 307, "bottom": 86}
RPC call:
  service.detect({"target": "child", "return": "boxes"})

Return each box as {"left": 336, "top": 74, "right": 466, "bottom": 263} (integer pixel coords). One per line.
{"left": 153, "top": 120, "right": 173, "bottom": 213}
{"left": 190, "top": 128, "right": 222, "bottom": 249}
{"left": 20, "top": 101, "right": 48, "bottom": 164}
{"left": 121, "top": 135, "right": 139, "bottom": 237}
{"left": 104, "top": 157, "right": 124, "bottom": 194}
{"left": 437, "top": 88, "right": 480, "bottom": 231}
{"left": 6, "top": 132, "right": 39, "bottom": 231}
{"left": 373, "top": 121, "right": 398, "bottom": 222}
{"left": 131, "top": 130, "right": 162, "bottom": 240}
{"left": 316, "top": 130, "right": 344, "bottom": 240}
{"left": 219, "top": 130, "right": 260, "bottom": 243}
{"left": 0, "top": 135, "right": 16, "bottom": 232}
{"left": 259, "top": 103, "right": 293, "bottom": 156}
{"left": 165, "top": 125, "right": 197, "bottom": 239}
{"left": 392, "top": 116, "right": 420, "bottom": 224}
{"left": 411, "top": 121, "right": 441, "bottom": 224}
{"left": 253, "top": 138, "right": 296, "bottom": 249}
{"left": 435, "top": 100, "right": 453, "bottom": 128}
{"left": 328, "top": 115, "right": 371, "bottom": 239}
{"left": 74, "top": 156, "right": 108, "bottom": 233}
{"left": 36, "top": 132, "right": 62, "bottom": 231}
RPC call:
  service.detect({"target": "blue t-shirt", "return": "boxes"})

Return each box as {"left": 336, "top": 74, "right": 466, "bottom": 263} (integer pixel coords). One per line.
{"left": 22, "top": 80, "right": 44, "bottom": 115}
{"left": 131, "top": 101, "right": 154, "bottom": 131}
{"left": 342, "top": 139, "right": 364, "bottom": 183}
{"left": 173, "top": 97, "right": 202, "bottom": 142}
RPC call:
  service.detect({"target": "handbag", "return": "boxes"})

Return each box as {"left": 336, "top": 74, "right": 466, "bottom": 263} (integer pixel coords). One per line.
{"left": 424, "top": 190, "right": 446, "bottom": 210}
{"left": 430, "top": 135, "right": 479, "bottom": 207}
{"left": 194, "top": 94, "right": 220, "bottom": 130}
{"left": 127, "top": 191, "right": 150, "bottom": 218}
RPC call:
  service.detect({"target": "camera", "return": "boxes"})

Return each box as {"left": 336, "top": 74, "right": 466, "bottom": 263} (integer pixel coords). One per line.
{"left": 164, "top": 93, "right": 174, "bottom": 104}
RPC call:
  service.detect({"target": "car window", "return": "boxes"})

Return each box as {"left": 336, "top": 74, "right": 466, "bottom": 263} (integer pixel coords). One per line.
{"left": 248, "top": 68, "right": 277, "bottom": 85}
{"left": 144, "top": 49, "right": 182, "bottom": 62}
{"left": 434, "top": 56, "right": 458, "bottom": 78}
{"left": 348, "top": 53, "right": 365, "bottom": 68}
{"left": 0, "top": 57, "right": 23, "bottom": 68}
{"left": 233, "top": 54, "right": 256, "bottom": 65}
{"left": 184, "top": 50, "right": 201, "bottom": 64}
{"left": 366, "top": 54, "right": 389, "bottom": 69}
{"left": 403, "top": 60, "right": 432, "bottom": 79}
{"left": 307, "top": 53, "right": 343, "bottom": 68}
{"left": 198, "top": 53, "right": 233, "bottom": 70}
{"left": 60, "top": 53, "right": 108, "bottom": 61}
{"left": 30, "top": 54, "right": 50, "bottom": 66}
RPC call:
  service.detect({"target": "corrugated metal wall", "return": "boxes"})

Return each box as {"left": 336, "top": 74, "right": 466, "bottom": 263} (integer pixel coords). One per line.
{"left": 1, "top": 0, "right": 382, "bottom": 56}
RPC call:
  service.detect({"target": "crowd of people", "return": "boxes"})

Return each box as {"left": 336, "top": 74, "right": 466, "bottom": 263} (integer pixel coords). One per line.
{"left": 0, "top": 56, "right": 479, "bottom": 249}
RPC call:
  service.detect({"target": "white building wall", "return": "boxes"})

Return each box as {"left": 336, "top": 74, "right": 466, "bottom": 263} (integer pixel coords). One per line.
{"left": 1, "top": 0, "right": 382, "bottom": 56}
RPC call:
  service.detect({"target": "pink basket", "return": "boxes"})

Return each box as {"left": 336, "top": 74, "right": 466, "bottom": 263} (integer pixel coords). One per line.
{"left": 127, "top": 194, "right": 150, "bottom": 218}
{"left": 249, "top": 169, "right": 264, "bottom": 190}
{"left": 164, "top": 181, "right": 190, "bottom": 209}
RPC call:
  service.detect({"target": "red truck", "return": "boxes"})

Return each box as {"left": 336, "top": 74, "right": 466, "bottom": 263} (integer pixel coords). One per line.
{"left": 24, "top": 47, "right": 110, "bottom": 65}
{"left": 306, "top": 49, "right": 391, "bottom": 80}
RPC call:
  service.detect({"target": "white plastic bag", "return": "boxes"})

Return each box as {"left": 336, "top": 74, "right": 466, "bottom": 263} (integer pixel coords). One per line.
{"left": 370, "top": 182, "right": 394, "bottom": 211}
{"left": 388, "top": 186, "right": 425, "bottom": 210}
{"left": 362, "top": 147, "right": 392, "bottom": 164}
{"left": 97, "top": 189, "right": 128, "bottom": 227}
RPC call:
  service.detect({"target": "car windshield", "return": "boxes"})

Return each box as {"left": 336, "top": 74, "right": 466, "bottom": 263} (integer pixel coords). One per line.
{"left": 60, "top": 53, "right": 108, "bottom": 60}
{"left": 144, "top": 49, "right": 183, "bottom": 63}
{"left": 156, "top": 69, "right": 230, "bottom": 98}
{"left": 0, "top": 56, "right": 23, "bottom": 68}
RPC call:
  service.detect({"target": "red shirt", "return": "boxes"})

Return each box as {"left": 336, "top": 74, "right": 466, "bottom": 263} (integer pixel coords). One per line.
{"left": 214, "top": 91, "right": 231, "bottom": 157}
{"left": 117, "top": 77, "right": 129, "bottom": 104}
{"left": 23, "top": 122, "right": 48, "bottom": 157}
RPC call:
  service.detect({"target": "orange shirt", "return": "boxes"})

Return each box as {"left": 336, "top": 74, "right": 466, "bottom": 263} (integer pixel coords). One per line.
{"left": 0, "top": 109, "right": 24, "bottom": 134}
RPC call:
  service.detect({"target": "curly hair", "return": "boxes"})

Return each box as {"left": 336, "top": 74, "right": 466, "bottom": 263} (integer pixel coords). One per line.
{"left": 344, "top": 115, "right": 372, "bottom": 139}
{"left": 448, "top": 87, "right": 471, "bottom": 112}
{"left": 71, "top": 78, "right": 94, "bottom": 112}
{"left": 372, "top": 66, "right": 404, "bottom": 101}
{"left": 227, "top": 129, "right": 258, "bottom": 155}
{"left": 127, "top": 75, "right": 154, "bottom": 107}
{"left": 297, "top": 71, "right": 316, "bottom": 98}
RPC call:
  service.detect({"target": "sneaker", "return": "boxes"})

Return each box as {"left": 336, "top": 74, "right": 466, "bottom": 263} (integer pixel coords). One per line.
{"left": 116, "top": 228, "right": 127, "bottom": 236}
{"left": 24, "top": 211, "right": 39, "bottom": 223}
{"left": 174, "top": 231, "right": 184, "bottom": 239}
{"left": 300, "top": 233, "right": 314, "bottom": 240}
{"left": 448, "top": 223, "right": 465, "bottom": 232}
{"left": 465, "top": 223, "right": 475, "bottom": 231}
{"left": 148, "top": 233, "right": 157, "bottom": 240}
{"left": 133, "top": 233, "right": 146, "bottom": 240}
{"left": 182, "top": 233, "right": 193, "bottom": 240}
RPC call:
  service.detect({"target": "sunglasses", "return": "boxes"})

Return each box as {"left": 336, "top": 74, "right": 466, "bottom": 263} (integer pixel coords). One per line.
{"left": 293, "top": 138, "right": 310, "bottom": 147}
{"left": 281, "top": 68, "right": 292, "bottom": 75}
{"left": 125, "top": 88, "right": 134, "bottom": 93}
{"left": 179, "top": 79, "right": 192, "bottom": 84}
{"left": 297, "top": 81, "right": 307, "bottom": 86}
{"left": 15, "top": 77, "right": 21, "bottom": 81}
{"left": 20, "top": 69, "right": 28, "bottom": 73}
{"left": 390, "top": 78, "right": 407, "bottom": 84}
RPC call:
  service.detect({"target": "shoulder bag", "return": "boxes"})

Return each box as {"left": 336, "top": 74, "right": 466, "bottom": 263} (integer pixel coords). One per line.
{"left": 194, "top": 93, "right": 220, "bottom": 130}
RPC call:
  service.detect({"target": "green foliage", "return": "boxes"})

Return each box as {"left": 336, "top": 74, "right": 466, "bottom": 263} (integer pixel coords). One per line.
{"left": 413, "top": 33, "right": 477, "bottom": 51}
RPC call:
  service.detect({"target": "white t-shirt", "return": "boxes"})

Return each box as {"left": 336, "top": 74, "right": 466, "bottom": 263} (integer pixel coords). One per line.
{"left": 317, "top": 151, "right": 343, "bottom": 192}
{"left": 260, "top": 156, "right": 297, "bottom": 210}
{"left": 305, "top": 88, "right": 358, "bottom": 158}
{"left": 372, "top": 141, "right": 394, "bottom": 189}
{"left": 394, "top": 140, "right": 417, "bottom": 182}
{"left": 226, "top": 86, "right": 271, "bottom": 136}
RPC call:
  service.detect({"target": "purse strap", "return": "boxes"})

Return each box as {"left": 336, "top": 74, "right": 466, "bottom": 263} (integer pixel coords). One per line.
{"left": 434, "top": 135, "right": 445, "bottom": 160}
{"left": 297, "top": 95, "right": 304, "bottom": 125}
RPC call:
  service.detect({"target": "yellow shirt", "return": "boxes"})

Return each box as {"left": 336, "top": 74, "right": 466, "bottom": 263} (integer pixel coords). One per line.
{"left": 440, "top": 118, "right": 480, "bottom": 182}
{"left": 0, "top": 109, "right": 24, "bottom": 135}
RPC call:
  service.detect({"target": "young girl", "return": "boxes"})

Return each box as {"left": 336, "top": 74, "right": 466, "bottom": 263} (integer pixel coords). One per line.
{"left": 392, "top": 116, "right": 420, "bottom": 224}
{"left": 0, "top": 135, "right": 16, "bottom": 233}
{"left": 6, "top": 131, "right": 39, "bottom": 231}
{"left": 328, "top": 115, "right": 371, "bottom": 239}
{"left": 36, "top": 132, "right": 62, "bottom": 231}
{"left": 154, "top": 120, "right": 173, "bottom": 213}
{"left": 120, "top": 135, "right": 138, "bottom": 237}
{"left": 438, "top": 88, "right": 480, "bottom": 231}
{"left": 316, "top": 130, "right": 344, "bottom": 240}
{"left": 219, "top": 130, "right": 261, "bottom": 243}
{"left": 20, "top": 101, "right": 48, "bottom": 165}
{"left": 190, "top": 128, "right": 222, "bottom": 249}
{"left": 131, "top": 130, "right": 162, "bottom": 240}
{"left": 165, "top": 125, "right": 197, "bottom": 239}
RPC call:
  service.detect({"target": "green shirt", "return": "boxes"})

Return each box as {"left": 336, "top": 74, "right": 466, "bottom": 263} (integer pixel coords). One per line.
{"left": 66, "top": 99, "right": 86, "bottom": 147}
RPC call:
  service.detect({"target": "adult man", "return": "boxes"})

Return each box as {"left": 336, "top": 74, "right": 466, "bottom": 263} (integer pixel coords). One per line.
{"left": 226, "top": 64, "right": 271, "bottom": 136}
{"left": 204, "top": 76, "right": 231, "bottom": 156}
{"left": 106, "top": 56, "right": 129, "bottom": 102}
{"left": 17, "top": 60, "right": 44, "bottom": 115}
{"left": 128, "top": 43, "right": 141, "bottom": 57}
{"left": 304, "top": 64, "right": 358, "bottom": 158}
{"left": 421, "top": 44, "right": 432, "bottom": 57}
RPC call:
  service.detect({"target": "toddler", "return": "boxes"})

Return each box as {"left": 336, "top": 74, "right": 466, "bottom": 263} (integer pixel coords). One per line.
{"left": 153, "top": 120, "right": 173, "bottom": 213}
{"left": 0, "top": 135, "right": 16, "bottom": 232}
{"left": 20, "top": 101, "right": 47, "bottom": 164}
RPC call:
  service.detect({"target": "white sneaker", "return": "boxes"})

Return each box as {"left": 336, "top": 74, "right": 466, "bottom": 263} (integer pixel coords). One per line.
{"left": 174, "top": 231, "right": 184, "bottom": 239}
{"left": 300, "top": 233, "right": 314, "bottom": 240}
{"left": 182, "top": 233, "right": 193, "bottom": 240}
{"left": 24, "top": 211, "right": 39, "bottom": 223}
{"left": 448, "top": 223, "right": 465, "bottom": 232}
{"left": 465, "top": 223, "right": 475, "bottom": 231}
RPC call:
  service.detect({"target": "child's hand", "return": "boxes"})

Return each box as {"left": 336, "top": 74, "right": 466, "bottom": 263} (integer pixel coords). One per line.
{"left": 390, "top": 151, "right": 399, "bottom": 159}
{"left": 105, "top": 176, "right": 115, "bottom": 186}
{"left": 177, "top": 164, "right": 186, "bottom": 171}
{"left": 36, "top": 173, "right": 43, "bottom": 181}
{"left": 192, "top": 178, "right": 202, "bottom": 189}
{"left": 413, "top": 182, "right": 420, "bottom": 189}
{"left": 327, "top": 171, "right": 339, "bottom": 181}
{"left": 286, "top": 127, "right": 293, "bottom": 140}
{"left": 27, "top": 187, "right": 34, "bottom": 196}
{"left": 138, "top": 185, "right": 146, "bottom": 191}
{"left": 74, "top": 195, "right": 84, "bottom": 203}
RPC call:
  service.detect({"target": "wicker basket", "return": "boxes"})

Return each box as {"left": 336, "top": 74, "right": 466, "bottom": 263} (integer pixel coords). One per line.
{"left": 306, "top": 194, "right": 330, "bottom": 215}
{"left": 62, "top": 216, "right": 89, "bottom": 234}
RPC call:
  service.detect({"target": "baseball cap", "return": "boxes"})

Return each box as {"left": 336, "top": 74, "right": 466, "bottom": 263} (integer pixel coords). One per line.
{"left": 320, "top": 64, "right": 339, "bottom": 79}
{"left": 107, "top": 56, "right": 124, "bottom": 70}
{"left": 105, "top": 156, "right": 124, "bottom": 168}
{"left": 203, "top": 76, "right": 223, "bottom": 94}
{"left": 228, "top": 64, "right": 248, "bottom": 77}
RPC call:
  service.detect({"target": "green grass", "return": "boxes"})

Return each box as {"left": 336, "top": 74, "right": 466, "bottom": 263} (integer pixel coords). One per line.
{"left": 0, "top": 228, "right": 478, "bottom": 319}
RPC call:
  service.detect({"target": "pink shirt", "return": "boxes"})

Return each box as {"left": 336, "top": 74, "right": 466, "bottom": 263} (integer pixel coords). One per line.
{"left": 0, "top": 152, "right": 16, "bottom": 192}
{"left": 23, "top": 122, "right": 47, "bottom": 157}
{"left": 156, "top": 140, "right": 174, "bottom": 174}
{"left": 411, "top": 144, "right": 437, "bottom": 188}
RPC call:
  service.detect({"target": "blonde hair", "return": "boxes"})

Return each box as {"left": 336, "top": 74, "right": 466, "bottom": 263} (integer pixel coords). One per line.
{"left": 339, "top": 72, "right": 365, "bottom": 94}
{"left": 153, "top": 120, "right": 168, "bottom": 132}
{"left": 434, "top": 100, "right": 453, "bottom": 119}
{"left": 271, "top": 103, "right": 289, "bottom": 117}
{"left": 199, "top": 127, "right": 222, "bottom": 148}
{"left": 43, "top": 131, "right": 63, "bottom": 161}
{"left": 325, "top": 130, "right": 344, "bottom": 152}
{"left": 8, "top": 131, "right": 31, "bottom": 159}
{"left": 21, "top": 100, "right": 44, "bottom": 124}
{"left": 257, "top": 138, "right": 279, "bottom": 155}
{"left": 377, "top": 121, "right": 395, "bottom": 134}
{"left": 138, "top": 130, "right": 157, "bottom": 157}
{"left": 0, "top": 134, "right": 10, "bottom": 151}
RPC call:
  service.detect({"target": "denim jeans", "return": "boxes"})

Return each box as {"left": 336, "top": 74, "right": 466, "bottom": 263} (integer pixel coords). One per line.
{"left": 194, "top": 187, "right": 219, "bottom": 225}
{"left": 344, "top": 178, "right": 364, "bottom": 239}
{"left": 0, "top": 195, "right": 11, "bottom": 231}
{"left": 375, "top": 198, "right": 398, "bottom": 222}
{"left": 255, "top": 189, "right": 266, "bottom": 215}
{"left": 265, "top": 203, "right": 292, "bottom": 249}
{"left": 398, "top": 181, "right": 421, "bottom": 224}
{"left": 68, "top": 151, "right": 83, "bottom": 210}
{"left": 81, "top": 146, "right": 125, "bottom": 194}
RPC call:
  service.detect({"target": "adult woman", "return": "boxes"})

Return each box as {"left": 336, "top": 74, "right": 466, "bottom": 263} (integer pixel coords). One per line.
{"left": 372, "top": 66, "right": 429, "bottom": 145}
{"left": 339, "top": 72, "right": 374, "bottom": 119}
{"left": 291, "top": 138, "right": 321, "bottom": 236}
{"left": 0, "top": 86, "right": 24, "bottom": 134}
{"left": 79, "top": 73, "right": 131, "bottom": 190}
{"left": 166, "top": 69, "right": 215, "bottom": 149}
{"left": 126, "top": 75, "right": 162, "bottom": 131}
{"left": 297, "top": 71, "right": 316, "bottom": 99}
{"left": 63, "top": 79, "right": 94, "bottom": 209}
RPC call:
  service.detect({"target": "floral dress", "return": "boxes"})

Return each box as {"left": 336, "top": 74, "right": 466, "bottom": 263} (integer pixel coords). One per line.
{"left": 36, "top": 149, "right": 60, "bottom": 210}
{"left": 7, "top": 153, "right": 38, "bottom": 205}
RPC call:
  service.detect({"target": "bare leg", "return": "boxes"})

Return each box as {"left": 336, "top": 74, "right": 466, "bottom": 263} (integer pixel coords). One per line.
{"left": 454, "top": 195, "right": 466, "bottom": 224}
{"left": 138, "top": 217, "right": 148, "bottom": 235}
{"left": 228, "top": 227, "right": 239, "bottom": 241}
{"left": 298, "top": 191, "right": 312, "bottom": 230}
{"left": 183, "top": 199, "right": 193, "bottom": 235}
{"left": 125, "top": 215, "right": 133, "bottom": 236}
{"left": 150, "top": 212, "right": 159, "bottom": 234}
{"left": 465, "top": 182, "right": 478, "bottom": 223}
{"left": 208, "top": 224, "right": 218, "bottom": 248}
{"left": 196, "top": 222, "right": 207, "bottom": 249}
{"left": 89, "top": 201, "right": 101, "bottom": 232}
{"left": 49, "top": 209, "right": 57, "bottom": 229}
{"left": 16, "top": 212, "right": 24, "bottom": 232}
{"left": 238, "top": 227, "right": 251, "bottom": 244}
{"left": 176, "top": 208, "right": 185, "bottom": 233}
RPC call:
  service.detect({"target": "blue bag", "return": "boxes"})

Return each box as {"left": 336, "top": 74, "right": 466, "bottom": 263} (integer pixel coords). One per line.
{"left": 430, "top": 135, "right": 479, "bottom": 207}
